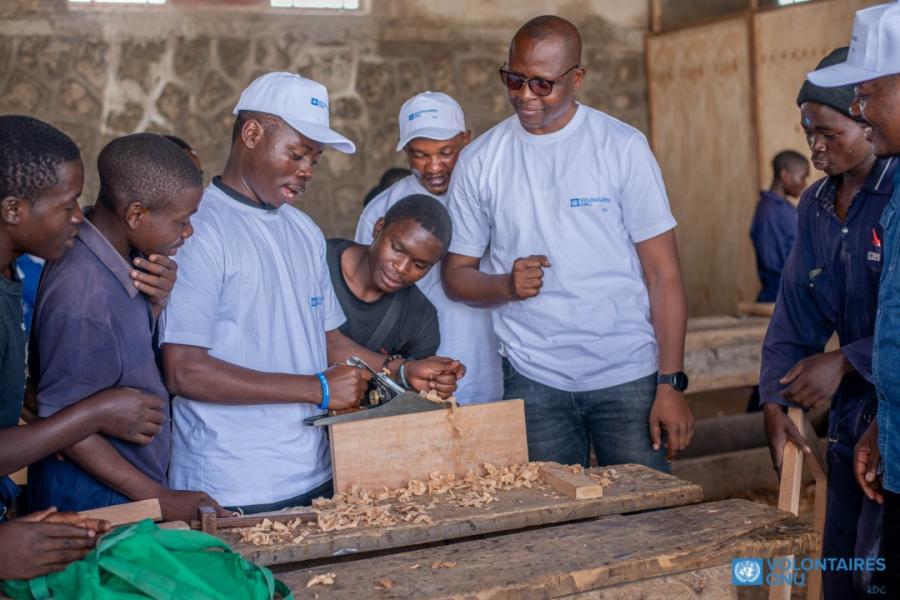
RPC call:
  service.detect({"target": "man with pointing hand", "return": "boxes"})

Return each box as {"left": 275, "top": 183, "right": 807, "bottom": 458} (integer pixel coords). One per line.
{"left": 443, "top": 16, "right": 692, "bottom": 471}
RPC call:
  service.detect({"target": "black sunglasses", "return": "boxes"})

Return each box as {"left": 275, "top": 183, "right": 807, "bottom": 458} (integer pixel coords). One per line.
{"left": 498, "top": 64, "right": 581, "bottom": 97}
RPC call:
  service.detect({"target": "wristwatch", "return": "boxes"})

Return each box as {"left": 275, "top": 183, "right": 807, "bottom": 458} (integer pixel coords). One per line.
{"left": 657, "top": 371, "right": 689, "bottom": 392}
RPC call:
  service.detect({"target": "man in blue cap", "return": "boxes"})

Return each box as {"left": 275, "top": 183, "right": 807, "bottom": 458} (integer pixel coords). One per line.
{"left": 805, "top": 2, "right": 900, "bottom": 595}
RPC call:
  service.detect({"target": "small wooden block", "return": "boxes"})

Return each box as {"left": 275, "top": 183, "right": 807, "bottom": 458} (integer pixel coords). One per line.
{"left": 198, "top": 506, "right": 218, "bottom": 535}
{"left": 81, "top": 498, "right": 162, "bottom": 527}
{"left": 540, "top": 462, "right": 603, "bottom": 500}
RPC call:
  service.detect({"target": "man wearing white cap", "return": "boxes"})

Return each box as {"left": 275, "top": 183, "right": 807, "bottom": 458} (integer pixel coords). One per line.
{"left": 160, "top": 73, "right": 460, "bottom": 513}
{"left": 808, "top": 2, "right": 900, "bottom": 594}
{"left": 355, "top": 92, "right": 502, "bottom": 405}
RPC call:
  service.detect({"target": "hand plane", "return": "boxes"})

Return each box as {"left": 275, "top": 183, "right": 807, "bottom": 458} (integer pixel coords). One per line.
{"left": 303, "top": 356, "right": 449, "bottom": 426}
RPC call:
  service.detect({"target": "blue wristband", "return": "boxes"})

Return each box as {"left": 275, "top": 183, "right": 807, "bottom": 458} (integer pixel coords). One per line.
{"left": 315, "top": 372, "right": 330, "bottom": 410}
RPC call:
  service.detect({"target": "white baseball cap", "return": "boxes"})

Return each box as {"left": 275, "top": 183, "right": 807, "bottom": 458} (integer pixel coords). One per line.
{"left": 396, "top": 91, "right": 466, "bottom": 151}
{"left": 806, "top": 2, "right": 900, "bottom": 87}
{"left": 233, "top": 72, "right": 356, "bottom": 154}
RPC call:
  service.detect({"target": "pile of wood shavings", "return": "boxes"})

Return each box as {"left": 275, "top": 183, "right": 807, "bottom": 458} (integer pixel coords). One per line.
{"left": 234, "top": 465, "right": 622, "bottom": 546}
{"left": 234, "top": 462, "right": 553, "bottom": 545}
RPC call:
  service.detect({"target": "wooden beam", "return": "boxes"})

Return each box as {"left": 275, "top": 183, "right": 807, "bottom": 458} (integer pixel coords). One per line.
{"left": 540, "top": 462, "right": 603, "bottom": 500}
{"left": 329, "top": 399, "right": 528, "bottom": 493}
{"left": 737, "top": 301, "right": 776, "bottom": 317}
{"left": 82, "top": 499, "right": 162, "bottom": 527}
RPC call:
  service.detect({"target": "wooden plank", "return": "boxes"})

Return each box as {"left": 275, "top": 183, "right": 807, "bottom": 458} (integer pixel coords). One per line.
{"left": 753, "top": 0, "right": 880, "bottom": 188}
{"left": 648, "top": 18, "right": 758, "bottom": 316}
{"left": 227, "top": 464, "right": 703, "bottom": 567}
{"left": 277, "top": 499, "right": 818, "bottom": 599}
{"left": 81, "top": 499, "right": 161, "bottom": 527}
{"left": 737, "top": 301, "right": 776, "bottom": 317}
{"left": 329, "top": 399, "right": 527, "bottom": 493}
{"left": 539, "top": 462, "right": 603, "bottom": 500}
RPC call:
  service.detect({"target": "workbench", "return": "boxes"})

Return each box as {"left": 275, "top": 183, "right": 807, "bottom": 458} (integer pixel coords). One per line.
{"left": 219, "top": 465, "right": 817, "bottom": 599}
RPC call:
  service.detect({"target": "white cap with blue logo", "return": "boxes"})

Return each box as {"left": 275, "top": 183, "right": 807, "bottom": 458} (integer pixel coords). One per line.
{"left": 806, "top": 1, "right": 900, "bottom": 87}
{"left": 396, "top": 91, "right": 466, "bottom": 152}
{"left": 233, "top": 72, "right": 356, "bottom": 154}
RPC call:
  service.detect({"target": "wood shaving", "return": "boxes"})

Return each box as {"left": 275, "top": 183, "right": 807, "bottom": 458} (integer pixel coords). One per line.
{"left": 306, "top": 573, "right": 336, "bottom": 587}
{"left": 419, "top": 390, "right": 465, "bottom": 436}
{"left": 375, "top": 578, "right": 394, "bottom": 590}
{"left": 431, "top": 560, "right": 457, "bottom": 569}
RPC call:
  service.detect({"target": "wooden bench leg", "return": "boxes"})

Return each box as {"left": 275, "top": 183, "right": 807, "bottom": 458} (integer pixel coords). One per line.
{"left": 768, "top": 408, "right": 826, "bottom": 600}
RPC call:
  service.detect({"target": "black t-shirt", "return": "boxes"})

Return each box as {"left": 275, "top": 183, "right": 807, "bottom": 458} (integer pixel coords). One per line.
{"left": 326, "top": 239, "right": 439, "bottom": 359}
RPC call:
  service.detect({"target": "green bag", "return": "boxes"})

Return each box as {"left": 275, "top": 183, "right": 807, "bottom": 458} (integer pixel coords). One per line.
{"left": 2, "top": 519, "right": 293, "bottom": 600}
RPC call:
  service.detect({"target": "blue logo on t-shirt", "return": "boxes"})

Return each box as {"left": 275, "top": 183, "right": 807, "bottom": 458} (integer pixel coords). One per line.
{"left": 310, "top": 296, "right": 324, "bottom": 308}
{"left": 569, "top": 197, "right": 611, "bottom": 208}
{"left": 408, "top": 109, "right": 439, "bottom": 121}
{"left": 310, "top": 98, "right": 328, "bottom": 110}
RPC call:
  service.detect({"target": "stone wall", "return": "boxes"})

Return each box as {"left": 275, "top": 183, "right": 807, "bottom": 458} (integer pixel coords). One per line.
{"left": 0, "top": 0, "right": 649, "bottom": 237}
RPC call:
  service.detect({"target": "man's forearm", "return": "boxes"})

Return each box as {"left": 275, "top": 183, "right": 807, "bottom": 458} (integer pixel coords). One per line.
{"left": 163, "top": 345, "right": 321, "bottom": 405}
{"left": 442, "top": 255, "right": 512, "bottom": 306}
{"left": 647, "top": 271, "right": 686, "bottom": 373}
{"left": 0, "top": 402, "right": 105, "bottom": 476}
{"left": 63, "top": 435, "right": 162, "bottom": 500}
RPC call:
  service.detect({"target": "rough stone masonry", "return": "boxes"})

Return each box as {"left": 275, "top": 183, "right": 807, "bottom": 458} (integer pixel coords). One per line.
{"left": 0, "top": 0, "right": 648, "bottom": 237}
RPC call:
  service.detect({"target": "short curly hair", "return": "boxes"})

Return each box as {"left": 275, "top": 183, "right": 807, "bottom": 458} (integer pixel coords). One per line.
{"left": 384, "top": 194, "right": 452, "bottom": 252}
{"left": 0, "top": 115, "right": 80, "bottom": 202}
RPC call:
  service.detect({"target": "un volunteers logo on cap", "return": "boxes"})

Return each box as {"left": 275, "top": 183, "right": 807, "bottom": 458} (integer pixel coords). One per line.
{"left": 732, "top": 558, "right": 763, "bottom": 586}
{"left": 310, "top": 98, "right": 328, "bottom": 110}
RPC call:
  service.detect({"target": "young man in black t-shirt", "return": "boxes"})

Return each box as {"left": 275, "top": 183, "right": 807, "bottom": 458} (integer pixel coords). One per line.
{"left": 327, "top": 194, "right": 450, "bottom": 360}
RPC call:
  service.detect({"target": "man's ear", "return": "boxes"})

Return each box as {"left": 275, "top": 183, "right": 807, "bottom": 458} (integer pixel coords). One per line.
{"left": 242, "top": 119, "right": 265, "bottom": 150}
{"left": 124, "top": 202, "right": 149, "bottom": 231}
{"left": 460, "top": 130, "right": 472, "bottom": 147}
{"left": 0, "top": 196, "right": 26, "bottom": 226}
{"left": 372, "top": 217, "right": 386, "bottom": 242}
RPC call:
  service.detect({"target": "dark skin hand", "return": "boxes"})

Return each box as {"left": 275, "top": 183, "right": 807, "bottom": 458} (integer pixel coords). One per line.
{"left": 854, "top": 419, "right": 884, "bottom": 504}
{"left": 0, "top": 386, "right": 164, "bottom": 476}
{"left": 509, "top": 255, "right": 551, "bottom": 300}
{"left": 779, "top": 349, "right": 852, "bottom": 409}
{"left": 762, "top": 403, "right": 812, "bottom": 475}
{"left": 130, "top": 254, "right": 177, "bottom": 320}
{"left": 0, "top": 508, "right": 110, "bottom": 580}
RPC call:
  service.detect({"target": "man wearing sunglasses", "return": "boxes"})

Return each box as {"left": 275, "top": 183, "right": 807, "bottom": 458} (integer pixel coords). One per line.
{"left": 443, "top": 15, "right": 693, "bottom": 471}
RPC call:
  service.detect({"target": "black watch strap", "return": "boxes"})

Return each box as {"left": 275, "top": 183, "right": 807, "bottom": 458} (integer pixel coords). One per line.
{"left": 657, "top": 371, "right": 689, "bottom": 392}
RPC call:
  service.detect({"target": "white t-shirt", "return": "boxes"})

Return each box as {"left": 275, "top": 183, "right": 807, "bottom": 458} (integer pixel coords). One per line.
{"left": 160, "top": 181, "right": 345, "bottom": 506}
{"left": 356, "top": 174, "right": 503, "bottom": 405}
{"left": 447, "top": 105, "right": 677, "bottom": 392}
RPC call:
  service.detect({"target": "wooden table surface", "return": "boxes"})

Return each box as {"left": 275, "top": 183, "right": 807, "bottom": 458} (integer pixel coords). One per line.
{"left": 228, "top": 464, "right": 704, "bottom": 567}
{"left": 276, "top": 498, "right": 817, "bottom": 599}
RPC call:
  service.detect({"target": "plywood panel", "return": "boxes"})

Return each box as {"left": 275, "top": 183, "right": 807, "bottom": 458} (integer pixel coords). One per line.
{"left": 754, "top": 0, "right": 881, "bottom": 187}
{"left": 648, "top": 18, "right": 758, "bottom": 316}
{"left": 329, "top": 399, "right": 528, "bottom": 493}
